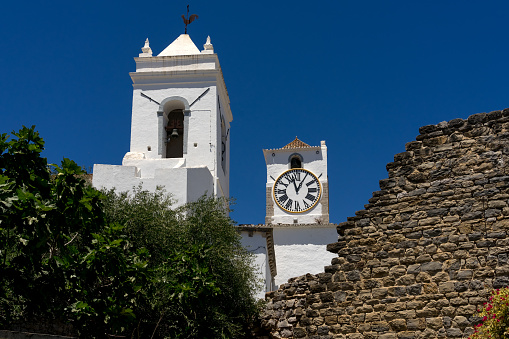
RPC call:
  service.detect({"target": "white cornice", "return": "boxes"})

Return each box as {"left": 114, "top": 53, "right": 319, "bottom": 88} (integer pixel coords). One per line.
{"left": 129, "top": 68, "right": 232, "bottom": 123}
{"left": 262, "top": 146, "right": 321, "bottom": 155}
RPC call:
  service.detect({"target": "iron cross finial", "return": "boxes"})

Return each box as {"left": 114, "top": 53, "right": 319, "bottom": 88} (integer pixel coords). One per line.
{"left": 182, "top": 5, "right": 198, "bottom": 34}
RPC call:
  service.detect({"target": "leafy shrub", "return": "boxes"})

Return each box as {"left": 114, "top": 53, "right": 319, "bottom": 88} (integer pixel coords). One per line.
{"left": 0, "top": 126, "right": 149, "bottom": 337}
{"left": 470, "top": 287, "right": 509, "bottom": 339}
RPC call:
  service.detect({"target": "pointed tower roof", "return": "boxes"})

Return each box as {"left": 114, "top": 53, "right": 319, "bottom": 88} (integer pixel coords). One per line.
{"left": 158, "top": 34, "right": 201, "bottom": 57}
{"left": 281, "top": 136, "right": 312, "bottom": 149}
{"left": 262, "top": 137, "right": 321, "bottom": 152}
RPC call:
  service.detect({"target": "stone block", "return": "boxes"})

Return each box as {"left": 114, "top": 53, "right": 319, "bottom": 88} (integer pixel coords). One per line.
{"left": 407, "top": 264, "right": 421, "bottom": 275}
{"left": 408, "top": 284, "right": 423, "bottom": 295}
{"left": 446, "top": 327, "right": 463, "bottom": 337}
{"left": 456, "top": 269, "right": 473, "bottom": 280}
{"left": 455, "top": 305, "right": 476, "bottom": 316}
{"left": 371, "top": 321, "right": 390, "bottom": 332}
{"left": 396, "top": 275, "right": 416, "bottom": 285}
{"left": 365, "top": 312, "right": 381, "bottom": 322}
{"left": 281, "top": 328, "right": 293, "bottom": 337}
{"left": 426, "top": 317, "right": 443, "bottom": 330}
{"left": 292, "top": 327, "right": 307, "bottom": 338}
{"left": 372, "top": 267, "right": 390, "bottom": 277}
{"left": 338, "top": 315, "right": 351, "bottom": 324}
{"left": 307, "top": 309, "right": 320, "bottom": 317}
{"left": 386, "top": 302, "right": 406, "bottom": 312}
{"left": 397, "top": 331, "right": 416, "bottom": 339}
{"left": 416, "top": 307, "right": 440, "bottom": 317}
{"left": 389, "top": 319, "right": 407, "bottom": 331}
{"left": 346, "top": 270, "right": 361, "bottom": 281}
{"left": 453, "top": 316, "right": 469, "bottom": 328}
{"left": 321, "top": 292, "right": 334, "bottom": 303}
{"left": 388, "top": 286, "right": 407, "bottom": 297}
{"left": 372, "top": 288, "right": 388, "bottom": 299}
{"left": 306, "top": 324, "right": 317, "bottom": 334}
{"left": 406, "top": 318, "right": 426, "bottom": 330}
{"left": 325, "top": 315, "right": 338, "bottom": 325}
{"left": 423, "top": 283, "right": 438, "bottom": 294}
{"left": 450, "top": 297, "right": 468, "bottom": 306}
{"left": 438, "top": 282, "right": 455, "bottom": 293}
{"left": 352, "top": 313, "right": 365, "bottom": 323}
{"left": 278, "top": 319, "right": 291, "bottom": 328}
{"left": 300, "top": 317, "right": 312, "bottom": 326}
{"left": 389, "top": 265, "right": 407, "bottom": 277}
{"left": 420, "top": 261, "right": 443, "bottom": 274}
{"left": 493, "top": 276, "right": 509, "bottom": 289}
{"left": 313, "top": 317, "right": 325, "bottom": 326}
{"left": 404, "top": 300, "right": 423, "bottom": 310}
{"left": 416, "top": 254, "right": 432, "bottom": 263}
{"left": 432, "top": 271, "right": 450, "bottom": 283}
{"left": 317, "top": 325, "right": 329, "bottom": 335}
{"left": 454, "top": 281, "right": 468, "bottom": 292}
{"left": 439, "top": 243, "right": 457, "bottom": 252}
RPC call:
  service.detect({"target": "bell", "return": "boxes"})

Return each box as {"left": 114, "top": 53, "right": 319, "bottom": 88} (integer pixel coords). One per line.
{"left": 171, "top": 128, "right": 179, "bottom": 139}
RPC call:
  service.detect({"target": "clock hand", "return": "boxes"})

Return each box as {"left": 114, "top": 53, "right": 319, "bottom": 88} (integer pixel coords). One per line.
{"left": 292, "top": 176, "right": 299, "bottom": 193}
{"left": 296, "top": 173, "right": 308, "bottom": 193}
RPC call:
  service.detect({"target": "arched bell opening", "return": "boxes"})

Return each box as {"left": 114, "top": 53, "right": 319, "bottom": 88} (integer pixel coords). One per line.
{"left": 165, "top": 109, "right": 184, "bottom": 158}
{"left": 289, "top": 154, "right": 303, "bottom": 169}
{"left": 157, "top": 97, "right": 190, "bottom": 158}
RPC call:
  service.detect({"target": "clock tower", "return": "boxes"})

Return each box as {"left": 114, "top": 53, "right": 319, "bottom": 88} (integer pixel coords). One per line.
{"left": 93, "top": 34, "right": 232, "bottom": 208}
{"left": 263, "top": 137, "right": 329, "bottom": 224}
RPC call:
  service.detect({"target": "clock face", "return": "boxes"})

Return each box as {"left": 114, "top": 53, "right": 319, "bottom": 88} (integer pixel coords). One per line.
{"left": 273, "top": 168, "right": 321, "bottom": 213}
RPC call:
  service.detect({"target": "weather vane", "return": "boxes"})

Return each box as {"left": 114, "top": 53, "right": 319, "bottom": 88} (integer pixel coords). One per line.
{"left": 182, "top": 5, "right": 198, "bottom": 34}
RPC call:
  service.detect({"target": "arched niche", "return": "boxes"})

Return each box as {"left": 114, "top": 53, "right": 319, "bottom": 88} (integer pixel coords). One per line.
{"left": 288, "top": 153, "right": 303, "bottom": 169}
{"left": 156, "top": 96, "right": 191, "bottom": 157}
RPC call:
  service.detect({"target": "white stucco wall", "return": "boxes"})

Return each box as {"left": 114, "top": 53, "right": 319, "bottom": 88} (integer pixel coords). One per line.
{"left": 93, "top": 164, "right": 213, "bottom": 208}
{"left": 240, "top": 231, "right": 274, "bottom": 300}
{"left": 272, "top": 225, "right": 337, "bottom": 287}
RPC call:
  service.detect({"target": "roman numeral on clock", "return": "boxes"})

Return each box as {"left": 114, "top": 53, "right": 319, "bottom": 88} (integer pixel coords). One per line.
{"left": 305, "top": 193, "right": 316, "bottom": 201}
{"left": 285, "top": 199, "right": 293, "bottom": 210}
{"left": 308, "top": 188, "right": 317, "bottom": 193}
{"left": 279, "top": 194, "right": 288, "bottom": 203}
{"left": 295, "top": 201, "right": 301, "bottom": 211}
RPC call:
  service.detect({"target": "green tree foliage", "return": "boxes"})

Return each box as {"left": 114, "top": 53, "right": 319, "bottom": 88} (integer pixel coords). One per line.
{"left": 101, "top": 189, "right": 261, "bottom": 338}
{"left": 0, "top": 126, "right": 260, "bottom": 338}
{"left": 0, "top": 126, "right": 149, "bottom": 336}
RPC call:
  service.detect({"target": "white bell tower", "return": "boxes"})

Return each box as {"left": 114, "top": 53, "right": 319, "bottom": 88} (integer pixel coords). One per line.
{"left": 93, "top": 34, "right": 232, "bottom": 207}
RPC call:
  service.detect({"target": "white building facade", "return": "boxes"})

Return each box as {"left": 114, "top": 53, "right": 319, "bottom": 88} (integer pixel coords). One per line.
{"left": 93, "top": 32, "right": 279, "bottom": 298}
{"left": 262, "top": 137, "right": 337, "bottom": 288}
{"left": 92, "top": 32, "right": 337, "bottom": 299}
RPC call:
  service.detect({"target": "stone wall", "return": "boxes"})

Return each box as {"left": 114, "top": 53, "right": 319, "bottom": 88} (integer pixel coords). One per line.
{"left": 259, "top": 109, "right": 509, "bottom": 338}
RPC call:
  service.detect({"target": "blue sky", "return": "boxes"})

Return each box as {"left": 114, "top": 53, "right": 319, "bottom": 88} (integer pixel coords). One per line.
{"left": 3, "top": 1, "right": 509, "bottom": 225}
